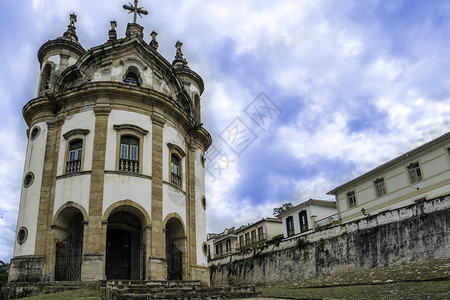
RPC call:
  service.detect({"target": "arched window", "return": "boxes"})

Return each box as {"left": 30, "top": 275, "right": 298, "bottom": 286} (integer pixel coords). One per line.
{"left": 39, "top": 64, "right": 52, "bottom": 93}
{"left": 120, "top": 135, "right": 140, "bottom": 172}
{"left": 66, "top": 139, "right": 83, "bottom": 173}
{"left": 123, "top": 66, "right": 141, "bottom": 86}
{"left": 194, "top": 94, "right": 201, "bottom": 121}
{"left": 171, "top": 154, "right": 181, "bottom": 187}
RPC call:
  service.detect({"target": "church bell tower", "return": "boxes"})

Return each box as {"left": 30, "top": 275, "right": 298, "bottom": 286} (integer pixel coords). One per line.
{"left": 10, "top": 2, "right": 211, "bottom": 284}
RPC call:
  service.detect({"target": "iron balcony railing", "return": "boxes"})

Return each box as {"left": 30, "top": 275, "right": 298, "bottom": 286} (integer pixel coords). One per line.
{"left": 171, "top": 173, "right": 181, "bottom": 187}
{"left": 119, "top": 158, "right": 139, "bottom": 173}
{"left": 66, "top": 160, "right": 81, "bottom": 173}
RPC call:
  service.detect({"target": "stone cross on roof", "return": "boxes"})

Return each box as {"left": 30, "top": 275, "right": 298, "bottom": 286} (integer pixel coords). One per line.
{"left": 123, "top": 0, "right": 148, "bottom": 24}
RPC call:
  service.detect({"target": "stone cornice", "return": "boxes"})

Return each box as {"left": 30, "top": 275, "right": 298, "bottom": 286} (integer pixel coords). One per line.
{"left": 63, "top": 128, "right": 90, "bottom": 140}
{"left": 113, "top": 124, "right": 149, "bottom": 136}
{"left": 38, "top": 39, "right": 86, "bottom": 64}
{"left": 167, "top": 143, "right": 186, "bottom": 157}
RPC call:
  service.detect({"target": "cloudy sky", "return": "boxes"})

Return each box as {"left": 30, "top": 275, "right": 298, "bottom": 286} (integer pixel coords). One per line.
{"left": 1, "top": 0, "right": 450, "bottom": 262}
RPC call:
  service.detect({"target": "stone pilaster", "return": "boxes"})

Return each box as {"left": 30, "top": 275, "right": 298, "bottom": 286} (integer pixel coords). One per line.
{"left": 34, "top": 118, "right": 62, "bottom": 281}
{"left": 81, "top": 103, "right": 110, "bottom": 281}
{"left": 149, "top": 113, "right": 166, "bottom": 280}
{"left": 186, "top": 141, "right": 197, "bottom": 277}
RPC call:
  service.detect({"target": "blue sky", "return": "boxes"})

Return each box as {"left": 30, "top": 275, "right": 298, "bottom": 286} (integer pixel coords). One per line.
{"left": 1, "top": 0, "right": 450, "bottom": 262}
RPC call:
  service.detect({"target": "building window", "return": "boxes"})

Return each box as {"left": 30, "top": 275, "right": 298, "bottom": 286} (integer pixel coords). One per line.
{"left": 123, "top": 66, "right": 141, "bottom": 86}
{"left": 225, "top": 239, "right": 231, "bottom": 252}
{"left": 215, "top": 244, "right": 219, "bottom": 255}
{"left": 299, "top": 210, "right": 308, "bottom": 233}
{"left": 201, "top": 196, "right": 206, "bottom": 210}
{"left": 119, "top": 135, "right": 140, "bottom": 172}
{"left": 171, "top": 154, "right": 182, "bottom": 187}
{"left": 17, "top": 227, "right": 28, "bottom": 245}
{"left": 24, "top": 172, "right": 34, "bottom": 188}
{"left": 251, "top": 230, "right": 257, "bottom": 243}
{"left": 286, "top": 216, "right": 295, "bottom": 237}
{"left": 114, "top": 124, "right": 148, "bottom": 175}
{"left": 408, "top": 162, "right": 422, "bottom": 183}
{"left": 257, "top": 227, "right": 264, "bottom": 241}
{"left": 239, "top": 235, "right": 244, "bottom": 248}
{"left": 347, "top": 191, "right": 356, "bottom": 208}
{"left": 374, "top": 178, "right": 386, "bottom": 197}
{"left": 202, "top": 242, "right": 208, "bottom": 256}
{"left": 66, "top": 139, "right": 83, "bottom": 173}
{"left": 245, "top": 233, "right": 250, "bottom": 246}
{"left": 30, "top": 126, "right": 41, "bottom": 140}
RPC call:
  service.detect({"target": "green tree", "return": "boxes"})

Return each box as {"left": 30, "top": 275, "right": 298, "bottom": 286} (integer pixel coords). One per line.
{"left": 273, "top": 202, "right": 294, "bottom": 216}
{"left": 0, "top": 260, "right": 9, "bottom": 286}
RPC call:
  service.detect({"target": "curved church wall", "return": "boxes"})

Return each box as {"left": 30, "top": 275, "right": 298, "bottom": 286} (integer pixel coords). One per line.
{"left": 14, "top": 122, "right": 48, "bottom": 257}
{"left": 195, "top": 148, "right": 207, "bottom": 266}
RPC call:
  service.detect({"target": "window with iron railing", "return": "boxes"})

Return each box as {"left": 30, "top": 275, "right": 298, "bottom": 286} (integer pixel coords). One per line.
{"left": 119, "top": 136, "right": 139, "bottom": 173}
{"left": 66, "top": 139, "right": 82, "bottom": 173}
{"left": 171, "top": 154, "right": 182, "bottom": 187}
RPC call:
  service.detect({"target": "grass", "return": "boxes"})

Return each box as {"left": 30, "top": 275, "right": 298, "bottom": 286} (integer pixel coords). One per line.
{"left": 260, "top": 280, "right": 450, "bottom": 299}
{"left": 20, "top": 288, "right": 101, "bottom": 300}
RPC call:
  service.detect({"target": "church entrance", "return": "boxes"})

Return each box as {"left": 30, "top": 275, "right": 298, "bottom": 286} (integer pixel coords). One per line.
{"left": 54, "top": 207, "right": 84, "bottom": 281}
{"left": 105, "top": 209, "right": 145, "bottom": 280}
{"left": 165, "top": 218, "right": 185, "bottom": 280}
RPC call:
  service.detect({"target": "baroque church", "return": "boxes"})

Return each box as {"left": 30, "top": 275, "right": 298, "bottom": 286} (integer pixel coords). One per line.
{"left": 10, "top": 2, "right": 211, "bottom": 284}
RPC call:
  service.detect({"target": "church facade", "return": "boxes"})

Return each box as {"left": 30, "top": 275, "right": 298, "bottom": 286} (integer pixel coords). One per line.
{"left": 10, "top": 9, "right": 211, "bottom": 284}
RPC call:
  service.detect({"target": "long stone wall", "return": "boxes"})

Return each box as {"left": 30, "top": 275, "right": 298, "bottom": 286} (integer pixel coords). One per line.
{"left": 209, "top": 195, "right": 450, "bottom": 286}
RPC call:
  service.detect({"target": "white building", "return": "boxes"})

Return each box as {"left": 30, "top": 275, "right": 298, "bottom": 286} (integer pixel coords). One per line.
{"left": 235, "top": 218, "right": 283, "bottom": 251}
{"left": 206, "top": 227, "right": 238, "bottom": 261}
{"left": 328, "top": 131, "right": 450, "bottom": 223}
{"left": 277, "top": 199, "right": 337, "bottom": 238}
{"left": 11, "top": 10, "right": 211, "bottom": 284}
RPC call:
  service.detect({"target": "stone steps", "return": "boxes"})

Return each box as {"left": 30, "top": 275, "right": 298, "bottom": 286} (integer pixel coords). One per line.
{"left": 101, "top": 280, "right": 260, "bottom": 300}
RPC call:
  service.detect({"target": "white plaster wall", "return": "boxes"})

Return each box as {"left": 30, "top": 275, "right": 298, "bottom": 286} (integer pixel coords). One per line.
{"left": 103, "top": 174, "right": 152, "bottom": 217}
{"left": 266, "top": 222, "right": 283, "bottom": 239}
{"left": 162, "top": 124, "right": 185, "bottom": 189}
{"left": 195, "top": 148, "right": 207, "bottom": 265}
{"left": 57, "top": 111, "right": 96, "bottom": 175}
{"left": 162, "top": 184, "right": 186, "bottom": 226}
{"left": 105, "top": 110, "right": 152, "bottom": 175}
{"left": 54, "top": 174, "right": 91, "bottom": 218}
{"left": 310, "top": 205, "right": 338, "bottom": 221}
{"left": 14, "top": 122, "right": 48, "bottom": 256}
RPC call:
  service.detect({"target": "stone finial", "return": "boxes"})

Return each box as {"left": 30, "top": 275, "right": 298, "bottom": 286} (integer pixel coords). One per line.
{"left": 63, "top": 13, "right": 79, "bottom": 42}
{"left": 172, "top": 40, "right": 188, "bottom": 66}
{"left": 150, "top": 31, "right": 159, "bottom": 50}
{"left": 69, "top": 13, "right": 77, "bottom": 26}
{"left": 109, "top": 20, "right": 118, "bottom": 41}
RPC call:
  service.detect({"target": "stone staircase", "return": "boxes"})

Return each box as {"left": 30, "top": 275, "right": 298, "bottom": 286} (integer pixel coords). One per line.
{"left": 100, "top": 280, "right": 261, "bottom": 300}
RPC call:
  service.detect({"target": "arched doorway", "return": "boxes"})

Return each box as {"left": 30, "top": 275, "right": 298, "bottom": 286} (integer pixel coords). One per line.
{"left": 165, "top": 217, "right": 185, "bottom": 280}
{"left": 54, "top": 207, "right": 84, "bottom": 281}
{"left": 105, "top": 209, "right": 145, "bottom": 280}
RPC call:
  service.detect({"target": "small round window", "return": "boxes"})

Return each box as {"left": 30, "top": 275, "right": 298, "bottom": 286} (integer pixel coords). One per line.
{"left": 24, "top": 172, "right": 34, "bottom": 188}
{"left": 17, "top": 227, "right": 28, "bottom": 245}
{"left": 201, "top": 196, "right": 206, "bottom": 210}
{"left": 202, "top": 242, "right": 208, "bottom": 256}
{"left": 30, "top": 126, "right": 41, "bottom": 140}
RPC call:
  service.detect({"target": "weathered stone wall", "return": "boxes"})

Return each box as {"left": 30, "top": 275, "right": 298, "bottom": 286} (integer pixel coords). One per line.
{"left": 209, "top": 195, "right": 450, "bottom": 286}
